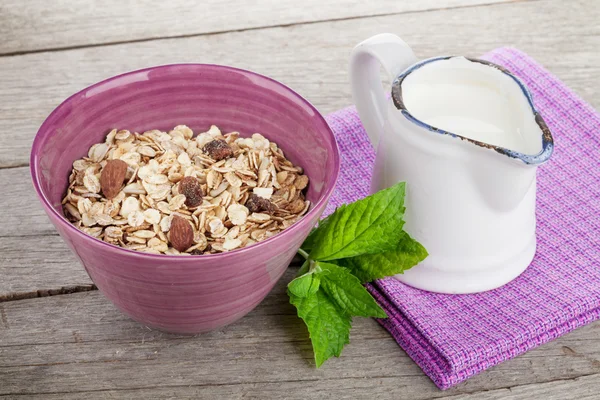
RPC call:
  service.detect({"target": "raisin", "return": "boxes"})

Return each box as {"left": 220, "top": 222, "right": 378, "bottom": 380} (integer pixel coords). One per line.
{"left": 203, "top": 139, "right": 233, "bottom": 161}
{"left": 178, "top": 176, "right": 204, "bottom": 207}
{"left": 245, "top": 193, "right": 276, "bottom": 214}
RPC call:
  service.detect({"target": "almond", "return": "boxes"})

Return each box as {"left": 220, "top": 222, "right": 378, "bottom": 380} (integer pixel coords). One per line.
{"left": 178, "top": 176, "right": 204, "bottom": 207}
{"left": 100, "top": 159, "right": 128, "bottom": 199}
{"left": 169, "top": 215, "right": 194, "bottom": 252}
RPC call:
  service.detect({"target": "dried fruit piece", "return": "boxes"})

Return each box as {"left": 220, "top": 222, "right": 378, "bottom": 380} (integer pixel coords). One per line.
{"left": 178, "top": 176, "right": 204, "bottom": 207}
{"left": 100, "top": 159, "right": 128, "bottom": 199}
{"left": 245, "top": 193, "right": 276, "bottom": 214}
{"left": 203, "top": 139, "right": 233, "bottom": 161}
{"left": 169, "top": 215, "right": 194, "bottom": 252}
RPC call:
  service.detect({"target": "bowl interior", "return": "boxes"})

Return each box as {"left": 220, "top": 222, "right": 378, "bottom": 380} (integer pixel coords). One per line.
{"left": 32, "top": 64, "right": 339, "bottom": 226}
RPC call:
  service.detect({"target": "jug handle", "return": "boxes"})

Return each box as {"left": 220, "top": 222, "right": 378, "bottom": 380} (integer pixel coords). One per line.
{"left": 350, "top": 34, "right": 418, "bottom": 147}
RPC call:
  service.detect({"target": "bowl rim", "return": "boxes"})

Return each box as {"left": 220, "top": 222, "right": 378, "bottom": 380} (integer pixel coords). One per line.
{"left": 30, "top": 63, "right": 340, "bottom": 260}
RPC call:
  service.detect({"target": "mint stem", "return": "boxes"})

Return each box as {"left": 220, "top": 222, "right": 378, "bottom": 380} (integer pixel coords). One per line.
{"left": 297, "top": 248, "right": 309, "bottom": 259}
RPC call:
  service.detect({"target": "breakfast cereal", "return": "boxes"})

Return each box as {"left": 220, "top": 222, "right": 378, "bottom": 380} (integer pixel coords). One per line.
{"left": 62, "top": 125, "right": 310, "bottom": 255}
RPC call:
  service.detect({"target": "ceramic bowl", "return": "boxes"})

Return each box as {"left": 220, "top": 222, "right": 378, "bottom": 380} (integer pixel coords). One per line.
{"left": 30, "top": 64, "right": 340, "bottom": 334}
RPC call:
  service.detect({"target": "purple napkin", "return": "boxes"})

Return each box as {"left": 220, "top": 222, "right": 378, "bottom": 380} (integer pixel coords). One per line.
{"left": 323, "top": 48, "right": 600, "bottom": 389}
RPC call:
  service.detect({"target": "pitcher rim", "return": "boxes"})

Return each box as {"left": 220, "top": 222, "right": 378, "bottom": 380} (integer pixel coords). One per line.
{"left": 391, "top": 56, "right": 554, "bottom": 165}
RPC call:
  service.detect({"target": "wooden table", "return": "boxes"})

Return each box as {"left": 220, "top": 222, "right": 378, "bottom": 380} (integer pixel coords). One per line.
{"left": 1, "top": 0, "right": 599, "bottom": 398}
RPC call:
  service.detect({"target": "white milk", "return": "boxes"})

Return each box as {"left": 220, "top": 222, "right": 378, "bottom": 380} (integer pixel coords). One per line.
{"left": 401, "top": 58, "right": 542, "bottom": 155}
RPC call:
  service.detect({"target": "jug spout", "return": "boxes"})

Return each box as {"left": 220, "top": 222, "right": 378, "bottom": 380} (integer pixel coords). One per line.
{"left": 469, "top": 113, "right": 553, "bottom": 211}
{"left": 393, "top": 56, "right": 554, "bottom": 164}
{"left": 390, "top": 55, "right": 554, "bottom": 211}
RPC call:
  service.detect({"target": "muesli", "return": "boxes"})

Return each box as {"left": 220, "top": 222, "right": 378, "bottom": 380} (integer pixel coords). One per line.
{"left": 62, "top": 125, "right": 310, "bottom": 255}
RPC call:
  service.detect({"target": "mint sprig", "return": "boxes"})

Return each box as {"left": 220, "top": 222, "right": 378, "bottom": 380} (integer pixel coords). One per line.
{"left": 304, "top": 183, "right": 406, "bottom": 261}
{"left": 288, "top": 182, "right": 427, "bottom": 367}
{"left": 341, "top": 231, "right": 428, "bottom": 283}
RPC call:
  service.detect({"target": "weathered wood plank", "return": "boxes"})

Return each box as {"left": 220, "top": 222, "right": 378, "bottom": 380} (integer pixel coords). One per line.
{"left": 6, "top": 373, "right": 600, "bottom": 400}
{"left": 0, "top": 166, "right": 91, "bottom": 297}
{"left": 7, "top": 374, "right": 600, "bottom": 400}
{"left": 0, "top": 167, "right": 57, "bottom": 237}
{"left": 0, "top": 0, "right": 513, "bottom": 55}
{"left": 1, "top": 268, "right": 599, "bottom": 397}
{"left": 1, "top": 1, "right": 599, "bottom": 397}
{"left": 1, "top": 0, "right": 599, "bottom": 295}
{"left": 1, "top": 0, "right": 598, "bottom": 168}
{"left": 0, "top": 234, "right": 91, "bottom": 298}
{"left": 442, "top": 374, "right": 600, "bottom": 400}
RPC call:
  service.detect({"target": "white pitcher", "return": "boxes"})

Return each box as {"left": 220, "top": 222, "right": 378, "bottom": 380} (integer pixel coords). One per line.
{"left": 350, "top": 34, "right": 554, "bottom": 294}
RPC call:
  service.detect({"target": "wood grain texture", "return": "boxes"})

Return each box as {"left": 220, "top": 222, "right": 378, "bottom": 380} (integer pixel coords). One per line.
{"left": 0, "top": 234, "right": 91, "bottom": 298}
{"left": 1, "top": 0, "right": 598, "bottom": 297}
{"left": 1, "top": 1, "right": 599, "bottom": 398}
{"left": 1, "top": 268, "right": 600, "bottom": 398}
{"left": 1, "top": 0, "right": 599, "bottom": 168}
{"left": 0, "top": 167, "right": 56, "bottom": 237}
{"left": 5, "top": 375, "right": 600, "bottom": 400}
{"left": 0, "top": 0, "right": 513, "bottom": 55}
{"left": 0, "top": 166, "right": 89, "bottom": 297}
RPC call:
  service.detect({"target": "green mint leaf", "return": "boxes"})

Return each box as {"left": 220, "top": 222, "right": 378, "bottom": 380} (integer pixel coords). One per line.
{"left": 289, "top": 289, "right": 351, "bottom": 367}
{"left": 290, "top": 182, "right": 428, "bottom": 369}
{"left": 318, "top": 262, "right": 386, "bottom": 318}
{"left": 341, "top": 231, "right": 428, "bottom": 282}
{"left": 301, "top": 212, "right": 333, "bottom": 253}
{"left": 288, "top": 271, "right": 321, "bottom": 299}
{"left": 307, "top": 182, "right": 406, "bottom": 261}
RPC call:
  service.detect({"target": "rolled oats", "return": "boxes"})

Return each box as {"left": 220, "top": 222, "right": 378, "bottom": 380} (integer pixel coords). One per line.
{"left": 223, "top": 238, "right": 242, "bottom": 250}
{"left": 62, "top": 125, "right": 310, "bottom": 255}
{"left": 120, "top": 197, "right": 140, "bottom": 217}
{"left": 128, "top": 210, "right": 145, "bottom": 227}
{"left": 143, "top": 208, "right": 161, "bottom": 224}
{"left": 253, "top": 187, "right": 273, "bottom": 199}
{"left": 227, "top": 204, "right": 249, "bottom": 226}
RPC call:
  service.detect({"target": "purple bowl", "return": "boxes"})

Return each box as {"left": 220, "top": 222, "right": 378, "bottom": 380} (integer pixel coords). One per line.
{"left": 30, "top": 64, "right": 340, "bottom": 334}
